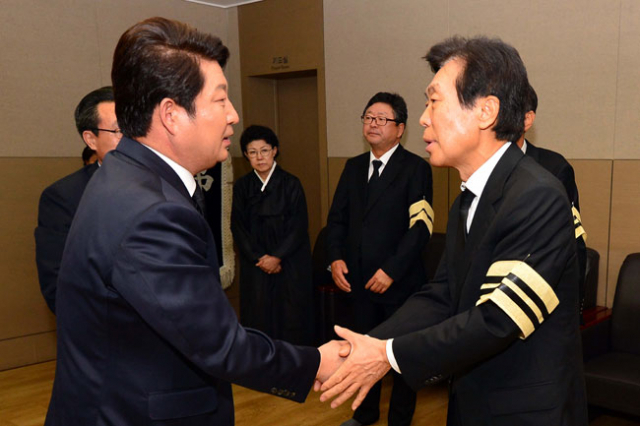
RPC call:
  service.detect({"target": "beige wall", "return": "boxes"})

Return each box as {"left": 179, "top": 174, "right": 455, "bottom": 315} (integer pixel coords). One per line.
{"left": 324, "top": 0, "right": 640, "bottom": 160}
{"left": 0, "top": 0, "right": 242, "bottom": 370}
{"left": 323, "top": 0, "right": 640, "bottom": 306}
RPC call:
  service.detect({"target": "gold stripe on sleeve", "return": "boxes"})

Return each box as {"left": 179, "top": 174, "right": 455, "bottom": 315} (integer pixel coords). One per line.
{"left": 409, "top": 199, "right": 434, "bottom": 235}
{"left": 476, "top": 260, "right": 559, "bottom": 339}
{"left": 573, "top": 206, "right": 587, "bottom": 242}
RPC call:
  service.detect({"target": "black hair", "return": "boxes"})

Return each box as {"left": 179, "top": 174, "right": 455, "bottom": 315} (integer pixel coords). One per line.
{"left": 425, "top": 36, "right": 529, "bottom": 142}
{"left": 361, "top": 92, "right": 408, "bottom": 126}
{"left": 74, "top": 86, "right": 114, "bottom": 136}
{"left": 112, "top": 17, "right": 229, "bottom": 138}
{"left": 240, "top": 125, "right": 280, "bottom": 158}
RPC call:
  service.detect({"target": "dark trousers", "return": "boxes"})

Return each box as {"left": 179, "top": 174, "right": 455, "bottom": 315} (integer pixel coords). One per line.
{"left": 351, "top": 295, "right": 417, "bottom": 426}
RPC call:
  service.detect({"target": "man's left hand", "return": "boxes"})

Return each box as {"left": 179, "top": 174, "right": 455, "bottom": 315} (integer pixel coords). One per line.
{"left": 365, "top": 269, "right": 394, "bottom": 294}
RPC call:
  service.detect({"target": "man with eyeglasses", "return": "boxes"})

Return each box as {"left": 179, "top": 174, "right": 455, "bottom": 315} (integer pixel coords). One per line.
{"left": 35, "top": 86, "right": 122, "bottom": 313}
{"left": 326, "top": 92, "right": 433, "bottom": 426}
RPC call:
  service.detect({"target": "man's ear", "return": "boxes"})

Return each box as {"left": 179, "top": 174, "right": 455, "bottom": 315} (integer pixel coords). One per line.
{"left": 477, "top": 95, "right": 500, "bottom": 131}
{"left": 524, "top": 111, "right": 536, "bottom": 132}
{"left": 83, "top": 130, "right": 97, "bottom": 150}
{"left": 158, "top": 98, "right": 181, "bottom": 135}
{"left": 396, "top": 122, "right": 405, "bottom": 139}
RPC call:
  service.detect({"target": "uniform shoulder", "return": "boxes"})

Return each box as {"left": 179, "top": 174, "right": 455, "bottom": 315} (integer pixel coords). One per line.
{"left": 512, "top": 155, "right": 567, "bottom": 201}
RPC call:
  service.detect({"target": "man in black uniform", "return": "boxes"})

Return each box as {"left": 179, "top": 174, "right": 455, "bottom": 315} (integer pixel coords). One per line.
{"left": 326, "top": 92, "right": 433, "bottom": 426}
{"left": 516, "top": 84, "right": 588, "bottom": 317}
{"left": 320, "top": 36, "right": 587, "bottom": 426}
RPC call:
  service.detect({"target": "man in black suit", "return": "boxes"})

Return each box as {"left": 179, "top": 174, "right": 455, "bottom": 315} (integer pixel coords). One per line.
{"left": 35, "top": 86, "right": 121, "bottom": 313}
{"left": 45, "top": 17, "right": 345, "bottom": 426}
{"left": 326, "top": 92, "right": 433, "bottom": 426}
{"left": 320, "top": 37, "right": 587, "bottom": 426}
{"left": 517, "top": 84, "right": 588, "bottom": 317}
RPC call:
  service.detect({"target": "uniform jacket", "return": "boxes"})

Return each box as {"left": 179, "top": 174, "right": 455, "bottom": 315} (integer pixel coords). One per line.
{"left": 525, "top": 140, "right": 587, "bottom": 312}
{"left": 373, "top": 144, "right": 587, "bottom": 426}
{"left": 34, "top": 162, "right": 98, "bottom": 313}
{"left": 46, "top": 137, "right": 319, "bottom": 426}
{"left": 326, "top": 144, "right": 433, "bottom": 304}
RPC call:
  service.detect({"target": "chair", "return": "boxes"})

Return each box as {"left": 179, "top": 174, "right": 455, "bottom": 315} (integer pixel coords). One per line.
{"left": 582, "top": 253, "right": 640, "bottom": 418}
{"left": 583, "top": 247, "right": 600, "bottom": 311}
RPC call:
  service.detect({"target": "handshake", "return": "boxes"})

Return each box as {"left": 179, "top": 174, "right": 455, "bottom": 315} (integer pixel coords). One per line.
{"left": 315, "top": 325, "right": 392, "bottom": 410}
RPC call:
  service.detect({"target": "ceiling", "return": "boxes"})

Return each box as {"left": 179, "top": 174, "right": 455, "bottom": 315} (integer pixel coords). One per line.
{"left": 184, "top": 0, "right": 264, "bottom": 8}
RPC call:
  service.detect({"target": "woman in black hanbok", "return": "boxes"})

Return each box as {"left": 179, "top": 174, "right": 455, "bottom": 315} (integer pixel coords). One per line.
{"left": 231, "top": 125, "right": 314, "bottom": 345}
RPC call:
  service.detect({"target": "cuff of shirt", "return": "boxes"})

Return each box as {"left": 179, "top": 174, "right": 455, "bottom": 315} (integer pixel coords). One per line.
{"left": 386, "top": 338, "right": 401, "bottom": 374}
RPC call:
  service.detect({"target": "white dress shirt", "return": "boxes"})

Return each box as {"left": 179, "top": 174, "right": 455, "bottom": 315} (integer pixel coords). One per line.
{"left": 141, "top": 143, "right": 197, "bottom": 197}
{"left": 368, "top": 143, "right": 400, "bottom": 181}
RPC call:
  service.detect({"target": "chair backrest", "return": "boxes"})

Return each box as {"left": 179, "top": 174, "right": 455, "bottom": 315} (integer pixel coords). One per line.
{"left": 611, "top": 252, "right": 640, "bottom": 354}
{"left": 583, "top": 247, "right": 599, "bottom": 309}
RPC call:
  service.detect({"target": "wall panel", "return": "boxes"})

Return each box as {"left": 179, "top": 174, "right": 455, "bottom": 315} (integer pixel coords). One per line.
{"left": 607, "top": 160, "right": 640, "bottom": 304}
{"left": 571, "top": 160, "right": 613, "bottom": 305}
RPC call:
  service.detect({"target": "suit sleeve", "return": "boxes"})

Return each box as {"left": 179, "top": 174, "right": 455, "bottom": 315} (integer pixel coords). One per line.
{"left": 381, "top": 159, "right": 433, "bottom": 282}
{"left": 111, "top": 202, "right": 319, "bottom": 401}
{"left": 556, "top": 162, "right": 587, "bottom": 314}
{"left": 271, "top": 179, "right": 309, "bottom": 259}
{"left": 231, "top": 180, "right": 265, "bottom": 262}
{"left": 325, "top": 164, "right": 351, "bottom": 263}
{"left": 34, "top": 186, "right": 75, "bottom": 314}
{"left": 385, "top": 184, "right": 576, "bottom": 390}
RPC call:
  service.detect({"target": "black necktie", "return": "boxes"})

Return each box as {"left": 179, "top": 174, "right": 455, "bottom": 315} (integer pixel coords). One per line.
{"left": 192, "top": 184, "right": 207, "bottom": 217}
{"left": 459, "top": 189, "right": 475, "bottom": 238}
{"left": 369, "top": 160, "right": 382, "bottom": 184}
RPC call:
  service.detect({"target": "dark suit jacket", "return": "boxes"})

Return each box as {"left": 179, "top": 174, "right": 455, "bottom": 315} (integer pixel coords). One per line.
{"left": 326, "top": 144, "right": 433, "bottom": 305}
{"left": 373, "top": 144, "right": 587, "bottom": 425}
{"left": 46, "top": 137, "right": 319, "bottom": 426}
{"left": 525, "top": 140, "right": 587, "bottom": 311}
{"left": 34, "top": 162, "right": 98, "bottom": 313}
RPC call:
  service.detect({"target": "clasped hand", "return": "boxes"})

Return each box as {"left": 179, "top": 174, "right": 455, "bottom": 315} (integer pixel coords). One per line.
{"left": 316, "top": 325, "right": 391, "bottom": 411}
{"left": 256, "top": 254, "right": 281, "bottom": 274}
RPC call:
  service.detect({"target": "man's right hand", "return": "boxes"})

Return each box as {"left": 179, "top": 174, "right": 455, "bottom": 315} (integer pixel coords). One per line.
{"left": 331, "top": 260, "right": 351, "bottom": 292}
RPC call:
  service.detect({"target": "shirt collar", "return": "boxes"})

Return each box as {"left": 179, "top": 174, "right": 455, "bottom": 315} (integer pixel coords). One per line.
{"left": 369, "top": 142, "right": 399, "bottom": 165}
{"left": 140, "top": 143, "right": 197, "bottom": 196}
{"left": 254, "top": 161, "right": 277, "bottom": 192}
{"left": 462, "top": 142, "right": 511, "bottom": 198}
{"left": 520, "top": 139, "right": 528, "bottom": 154}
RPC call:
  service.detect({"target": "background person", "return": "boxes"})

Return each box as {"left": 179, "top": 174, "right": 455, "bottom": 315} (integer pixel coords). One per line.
{"left": 326, "top": 92, "right": 433, "bottom": 426}
{"left": 232, "top": 124, "right": 314, "bottom": 345}
{"left": 34, "top": 86, "right": 121, "bottom": 313}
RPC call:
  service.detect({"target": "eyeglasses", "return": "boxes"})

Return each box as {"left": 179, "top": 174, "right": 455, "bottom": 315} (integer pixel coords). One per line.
{"left": 361, "top": 115, "right": 400, "bottom": 126}
{"left": 93, "top": 128, "right": 123, "bottom": 137}
{"left": 246, "top": 147, "right": 273, "bottom": 158}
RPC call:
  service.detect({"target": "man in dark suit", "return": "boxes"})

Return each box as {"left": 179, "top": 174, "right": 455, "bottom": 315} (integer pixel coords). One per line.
{"left": 46, "top": 17, "right": 345, "bottom": 426}
{"left": 35, "top": 86, "right": 121, "bottom": 313}
{"left": 517, "top": 84, "right": 588, "bottom": 318}
{"left": 326, "top": 92, "right": 433, "bottom": 426}
{"left": 320, "top": 37, "right": 587, "bottom": 426}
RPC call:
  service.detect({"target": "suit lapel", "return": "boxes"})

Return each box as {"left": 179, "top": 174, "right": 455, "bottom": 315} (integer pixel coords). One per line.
{"left": 452, "top": 144, "right": 524, "bottom": 309}
{"left": 364, "top": 145, "right": 404, "bottom": 216}
{"left": 115, "top": 137, "right": 193, "bottom": 205}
